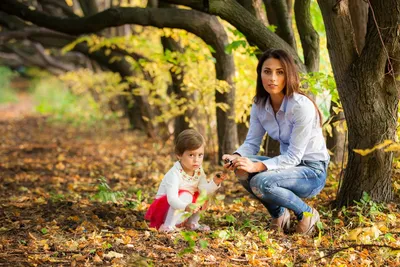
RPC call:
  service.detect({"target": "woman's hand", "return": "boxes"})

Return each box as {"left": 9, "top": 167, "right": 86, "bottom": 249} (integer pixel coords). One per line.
{"left": 222, "top": 154, "right": 240, "bottom": 171}
{"left": 233, "top": 157, "right": 267, "bottom": 173}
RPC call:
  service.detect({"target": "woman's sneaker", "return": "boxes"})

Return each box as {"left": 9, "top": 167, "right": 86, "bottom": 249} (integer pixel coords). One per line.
{"left": 295, "top": 208, "right": 320, "bottom": 235}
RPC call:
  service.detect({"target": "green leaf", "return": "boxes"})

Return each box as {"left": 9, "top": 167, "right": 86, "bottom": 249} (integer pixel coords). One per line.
{"left": 199, "top": 240, "right": 208, "bottom": 249}
{"left": 224, "top": 40, "right": 247, "bottom": 54}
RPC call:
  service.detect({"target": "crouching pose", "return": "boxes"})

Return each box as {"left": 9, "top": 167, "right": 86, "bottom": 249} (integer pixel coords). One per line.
{"left": 146, "top": 129, "right": 227, "bottom": 233}
{"left": 223, "top": 49, "right": 329, "bottom": 235}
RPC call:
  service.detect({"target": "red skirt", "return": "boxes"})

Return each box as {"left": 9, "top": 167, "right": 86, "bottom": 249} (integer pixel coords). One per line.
{"left": 145, "top": 190, "right": 199, "bottom": 229}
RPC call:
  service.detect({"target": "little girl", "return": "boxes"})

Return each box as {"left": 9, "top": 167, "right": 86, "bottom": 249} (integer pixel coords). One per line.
{"left": 145, "top": 129, "right": 227, "bottom": 232}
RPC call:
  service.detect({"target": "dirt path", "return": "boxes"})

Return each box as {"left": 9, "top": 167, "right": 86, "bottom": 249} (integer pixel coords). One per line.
{"left": 0, "top": 90, "right": 35, "bottom": 121}
{"left": 0, "top": 90, "right": 399, "bottom": 266}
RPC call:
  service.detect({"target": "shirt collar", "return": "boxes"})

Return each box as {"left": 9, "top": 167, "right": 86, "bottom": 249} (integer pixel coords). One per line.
{"left": 265, "top": 95, "right": 288, "bottom": 114}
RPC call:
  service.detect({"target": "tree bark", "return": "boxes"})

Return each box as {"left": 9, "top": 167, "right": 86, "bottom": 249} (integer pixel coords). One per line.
{"left": 318, "top": 0, "right": 399, "bottom": 206}
{"left": 294, "top": 0, "right": 319, "bottom": 72}
{"left": 264, "top": 0, "right": 297, "bottom": 51}
{"left": 238, "top": 0, "right": 268, "bottom": 25}
{"left": 160, "top": 36, "right": 191, "bottom": 139}
{"left": 77, "top": 0, "right": 99, "bottom": 16}
{"left": 349, "top": 0, "right": 368, "bottom": 53}
{"left": 326, "top": 103, "right": 345, "bottom": 165}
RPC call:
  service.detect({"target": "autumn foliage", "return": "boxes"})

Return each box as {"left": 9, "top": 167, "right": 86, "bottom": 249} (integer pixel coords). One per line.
{"left": 1, "top": 96, "right": 399, "bottom": 266}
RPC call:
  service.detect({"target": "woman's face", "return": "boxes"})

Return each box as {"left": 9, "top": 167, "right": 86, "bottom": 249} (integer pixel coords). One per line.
{"left": 261, "top": 57, "right": 286, "bottom": 97}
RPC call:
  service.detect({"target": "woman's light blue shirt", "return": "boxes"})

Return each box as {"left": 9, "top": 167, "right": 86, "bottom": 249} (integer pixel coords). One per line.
{"left": 235, "top": 93, "right": 329, "bottom": 170}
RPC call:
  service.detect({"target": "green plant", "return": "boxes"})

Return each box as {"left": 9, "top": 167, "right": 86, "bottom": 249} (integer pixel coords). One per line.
{"left": 92, "top": 177, "right": 125, "bottom": 203}
{"left": 0, "top": 66, "right": 18, "bottom": 104}
{"left": 354, "top": 192, "right": 385, "bottom": 224}
{"left": 124, "top": 190, "right": 143, "bottom": 209}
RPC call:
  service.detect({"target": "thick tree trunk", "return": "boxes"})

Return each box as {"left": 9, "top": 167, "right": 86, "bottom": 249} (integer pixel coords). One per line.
{"left": 318, "top": 0, "right": 399, "bottom": 206}
{"left": 349, "top": 0, "right": 368, "bottom": 53}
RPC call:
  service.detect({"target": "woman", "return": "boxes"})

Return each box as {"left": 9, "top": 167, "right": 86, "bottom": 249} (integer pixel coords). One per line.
{"left": 223, "top": 49, "right": 329, "bottom": 235}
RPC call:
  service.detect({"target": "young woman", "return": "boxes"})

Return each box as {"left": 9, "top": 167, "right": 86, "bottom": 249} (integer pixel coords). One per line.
{"left": 223, "top": 49, "right": 329, "bottom": 235}
{"left": 146, "top": 129, "right": 227, "bottom": 232}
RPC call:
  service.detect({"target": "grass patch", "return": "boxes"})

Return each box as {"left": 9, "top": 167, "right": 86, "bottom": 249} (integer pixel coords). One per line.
{"left": 31, "top": 76, "right": 118, "bottom": 126}
{"left": 0, "top": 67, "right": 18, "bottom": 104}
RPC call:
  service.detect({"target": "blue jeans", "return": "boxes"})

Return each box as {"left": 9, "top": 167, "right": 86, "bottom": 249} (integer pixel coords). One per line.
{"left": 236, "top": 156, "right": 329, "bottom": 220}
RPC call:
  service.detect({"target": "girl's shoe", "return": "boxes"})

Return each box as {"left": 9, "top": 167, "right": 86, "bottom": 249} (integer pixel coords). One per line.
{"left": 186, "top": 223, "right": 210, "bottom": 232}
{"left": 270, "top": 208, "right": 290, "bottom": 233}
{"left": 159, "top": 224, "right": 179, "bottom": 233}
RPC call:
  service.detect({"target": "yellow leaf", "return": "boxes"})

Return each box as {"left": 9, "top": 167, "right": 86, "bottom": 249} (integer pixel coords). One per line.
{"left": 332, "top": 106, "right": 342, "bottom": 114}
{"left": 347, "top": 228, "right": 362, "bottom": 241}
{"left": 353, "top": 140, "right": 393, "bottom": 156}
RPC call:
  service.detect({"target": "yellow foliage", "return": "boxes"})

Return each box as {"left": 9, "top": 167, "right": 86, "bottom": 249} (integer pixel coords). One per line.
{"left": 353, "top": 140, "right": 394, "bottom": 156}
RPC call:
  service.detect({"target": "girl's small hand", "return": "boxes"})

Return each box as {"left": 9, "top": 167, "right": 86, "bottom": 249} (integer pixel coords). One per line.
{"left": 234, "top": 157, "right": 266, "bottom": 173}
{"left": 213, "top": 172, "right": 227, "bottom": 185}
{"left": 185, "top": 203, "right": 200, "bottom": 213}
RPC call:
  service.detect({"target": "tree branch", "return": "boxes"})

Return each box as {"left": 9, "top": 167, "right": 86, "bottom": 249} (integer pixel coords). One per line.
{"left": 294, "top": 0, "right": 320, "bottom": 72}
{"left": 161, "top": 0, "right": 306, "bottom": 71}
{"left": 265, "top": 0, "right": 297, "bottom": 51}
{"left": 317, "top": 0, "right": 357, "bottom": 82}
{"left": 38, "top": 0, "right": 79, "bottom": 17}
{"left": 33, "top": 43, "right": 75, "bottom": 71}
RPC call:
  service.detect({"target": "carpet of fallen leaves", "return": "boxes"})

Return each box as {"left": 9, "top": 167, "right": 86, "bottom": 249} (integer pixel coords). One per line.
{"left": 1, "top": 96, "right": 400, "bottom": 266}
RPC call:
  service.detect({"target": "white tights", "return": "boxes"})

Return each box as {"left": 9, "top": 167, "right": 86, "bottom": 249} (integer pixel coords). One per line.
{"left": 163, "top": 192, "right": 201, "bottom": 227}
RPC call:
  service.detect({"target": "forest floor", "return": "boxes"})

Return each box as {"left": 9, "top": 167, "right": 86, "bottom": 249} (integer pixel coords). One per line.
{"left": 1, "top": 93, "right": 400, "bottom": 266}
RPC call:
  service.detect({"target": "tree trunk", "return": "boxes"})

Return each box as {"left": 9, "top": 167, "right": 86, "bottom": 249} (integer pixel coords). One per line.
{"left": 294, "top": 0, "right": 319, "bottom": 72}
{"left": 160, "top": 36, "right": 191, "bottom": 139}
{"left": 264, "top": 0, "right": 297, "bottom": 51}
{"left": 265, "top": 135, "right": 280, "bottom": 157}
{"left": 326, "top": 103, "right": 345, "bottom": 165}
{"left": 238, "top": 0, "right": 268, "bottom": 25}
{"left": 349, "top": 0, "right": 368, "bottom": 53}
{"left": 318, "top": 0, "right": 399, "bottom": 206}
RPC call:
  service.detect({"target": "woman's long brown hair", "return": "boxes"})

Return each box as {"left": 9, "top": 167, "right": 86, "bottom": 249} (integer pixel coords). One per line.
{"left": 254, "top": 49, "right": 323, "bottom": 127}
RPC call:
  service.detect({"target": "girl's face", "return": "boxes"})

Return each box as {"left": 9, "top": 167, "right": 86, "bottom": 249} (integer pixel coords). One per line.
{"left": 261, "top": 58, "right": 286, "bottom": 97}
{"left": 177, "top": 145, "right": 205, "bottom": 176}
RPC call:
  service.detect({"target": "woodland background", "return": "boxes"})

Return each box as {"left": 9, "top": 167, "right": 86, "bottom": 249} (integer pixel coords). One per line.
{"left": 0, "top": 0, "right": 400, "bottom": 266}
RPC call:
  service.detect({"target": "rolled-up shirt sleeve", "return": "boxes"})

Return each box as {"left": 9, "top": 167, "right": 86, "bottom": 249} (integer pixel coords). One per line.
{"left": 263, "top": 101, "right": 315, "bottom": 170}
{"left": 235, "top": 104, "right": 266, "bottom": 156}
{"left": 164, "top": 171, "right": 188, "bottom": 210}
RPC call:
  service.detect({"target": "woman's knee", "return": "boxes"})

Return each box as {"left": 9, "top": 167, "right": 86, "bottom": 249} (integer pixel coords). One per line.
{"left": 249, "top": 175, "right": 277, "bottom": 199}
